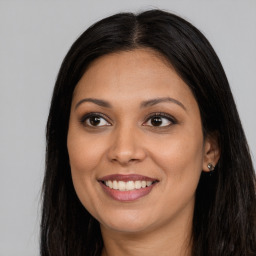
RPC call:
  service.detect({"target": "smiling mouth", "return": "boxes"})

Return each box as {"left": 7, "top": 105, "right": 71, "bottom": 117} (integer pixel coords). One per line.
{"left": 98, "top": 174, "right": 159, "bottom": 201}
{"left": 101, "top": 180, "right": 158, "bottom": 191}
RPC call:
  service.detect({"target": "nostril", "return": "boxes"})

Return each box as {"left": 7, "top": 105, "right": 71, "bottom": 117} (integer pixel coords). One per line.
{"left": 110, "top": 155, "right": 141, "bottom": 165}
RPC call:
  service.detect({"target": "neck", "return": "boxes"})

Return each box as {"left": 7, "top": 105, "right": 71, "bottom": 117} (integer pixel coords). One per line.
{"left": 100, "top": 215, "right": 192, "bottom": 256}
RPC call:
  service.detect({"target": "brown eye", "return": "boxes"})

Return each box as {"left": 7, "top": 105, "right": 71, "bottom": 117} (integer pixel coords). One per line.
{"left": 143, "top": 113, "right": 175, "bottom": 127}
{"left": 151, "top": 116, "right": 164, "bottom": 126}
{"left": 88, "top": 116, "right": 102, "bottom": 126}
{"left": 81, "top": 113, "right": 111, "bottom": 127}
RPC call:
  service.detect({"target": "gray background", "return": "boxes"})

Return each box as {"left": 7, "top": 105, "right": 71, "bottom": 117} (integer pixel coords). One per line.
{"left": 0, "top": 0, "right": 255, "bottom": 255}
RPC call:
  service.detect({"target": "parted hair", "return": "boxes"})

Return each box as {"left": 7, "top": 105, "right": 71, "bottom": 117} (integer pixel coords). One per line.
{"left": 41, "top": 9, "right": 256, "bottom": 256}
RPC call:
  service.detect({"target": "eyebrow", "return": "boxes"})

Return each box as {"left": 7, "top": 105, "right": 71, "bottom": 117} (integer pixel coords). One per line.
{"left": 140, "top": 97, "right": 186, "bottom": 111}
{"left": 75, "top": 98, "right": 112, "bottom": 109}
{"left": 75, "top": 97, "right": 186, "bottom": 111}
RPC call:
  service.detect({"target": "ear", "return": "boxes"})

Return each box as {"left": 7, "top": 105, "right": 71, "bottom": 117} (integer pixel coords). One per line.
{"left": 202, "top": 132, "right": 220, "bottom": 172}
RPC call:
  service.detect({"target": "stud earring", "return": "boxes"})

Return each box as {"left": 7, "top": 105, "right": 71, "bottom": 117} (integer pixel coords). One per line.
{"left": 207, "top": 163, "right": 215, "bottom": 172}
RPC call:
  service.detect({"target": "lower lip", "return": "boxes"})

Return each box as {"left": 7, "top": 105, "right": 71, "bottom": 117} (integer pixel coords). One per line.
{"left": 99, "top": 182, "right": 156, "bottom": 202}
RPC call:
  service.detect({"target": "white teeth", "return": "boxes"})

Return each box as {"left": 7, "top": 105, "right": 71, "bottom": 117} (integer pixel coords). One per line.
{"left": 118, "top": 181, "right": 126, "bottom": 191}
{"left": 146, "top": 181, "right": 152, "bottom": 186}
{"left": 135, "top": 180, "right": 142, "bottom": 189}
{"left": 107, "top": 180, "right": 113, "bottom": 189}
{"left": 141, "top": 181, "right": 146, "bottom": 188}
{"left": 104, "top": 180, "right": 154, "bottom": 191}
{"left": 112, "top": 180, "right": 118, "bottom": 189}
{"left": 126, "top": 181, "right": 135, "bottom": 190}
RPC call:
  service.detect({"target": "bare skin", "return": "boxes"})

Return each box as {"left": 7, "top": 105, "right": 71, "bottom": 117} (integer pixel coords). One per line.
{"left": 67, "top": 48, "right": 220, "bottom": 256}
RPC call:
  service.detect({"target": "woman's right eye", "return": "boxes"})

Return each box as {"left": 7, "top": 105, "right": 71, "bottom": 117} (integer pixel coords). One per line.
{"left": 81, "top": 114, "right": 111, "bottom": 127}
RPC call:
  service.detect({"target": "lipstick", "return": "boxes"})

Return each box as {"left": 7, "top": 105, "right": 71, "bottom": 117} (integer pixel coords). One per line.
{"left": 98, "top": 174, "right": 158, "bottom": 202}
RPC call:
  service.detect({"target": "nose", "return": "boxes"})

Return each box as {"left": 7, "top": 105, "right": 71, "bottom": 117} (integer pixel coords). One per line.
{"left": 107, "top": 125, "right": 147, "bottom": 166}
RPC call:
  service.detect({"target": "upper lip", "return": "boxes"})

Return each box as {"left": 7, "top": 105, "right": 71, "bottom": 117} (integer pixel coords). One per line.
{"left": 98, "top": 174, "right": 158, "bottom": 182}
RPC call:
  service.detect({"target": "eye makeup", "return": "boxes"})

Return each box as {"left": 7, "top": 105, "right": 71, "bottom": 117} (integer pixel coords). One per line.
{"left": 79, "top": 111, "right": 178, "bottom": 129}
{"left": 143, "top": 112, "right": 177, "bottom": 127}
{"left": 79, "top": 112, "right": 112, "bottom": 127}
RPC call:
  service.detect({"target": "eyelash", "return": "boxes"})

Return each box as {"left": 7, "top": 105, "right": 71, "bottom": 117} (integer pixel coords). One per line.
{"left": 144, "top": 112, "right": 177, "bottom": 127}
{"left": 80, "top": 112, "right": 177, "bottom": 128}
{"left": 80, "top": 112, "right": 111, "bottom": 127}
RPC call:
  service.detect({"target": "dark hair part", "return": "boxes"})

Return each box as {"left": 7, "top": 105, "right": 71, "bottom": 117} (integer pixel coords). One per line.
{"left": 41, "top": 9, "right": 256, "bottom": 256}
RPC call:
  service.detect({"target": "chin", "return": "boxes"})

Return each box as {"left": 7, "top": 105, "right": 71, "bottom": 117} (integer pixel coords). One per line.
{"left": 99, "top": 210, "right": 154, "bottom": 234}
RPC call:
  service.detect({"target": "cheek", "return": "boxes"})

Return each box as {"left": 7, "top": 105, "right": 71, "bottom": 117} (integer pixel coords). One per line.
{"left": 149, "top": 128, "right": 204, "bottom": 183}
{"left": 67, "top": 129, "right": 107, "bottom": 218}
{"left": 67, "top": 130, "right": 106, "bottom": 172}
{"left": 146, "top": 129, "right": 204, "bottom": 217}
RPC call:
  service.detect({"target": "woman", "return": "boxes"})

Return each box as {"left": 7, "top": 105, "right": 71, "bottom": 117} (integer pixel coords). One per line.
{"left": 41, "top": 9, "right": 256, "bottom": 256}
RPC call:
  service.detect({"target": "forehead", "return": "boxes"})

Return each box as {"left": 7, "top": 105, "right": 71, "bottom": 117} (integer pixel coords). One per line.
{"left": 72, "top": 48, "right": 196, "bottom": 110}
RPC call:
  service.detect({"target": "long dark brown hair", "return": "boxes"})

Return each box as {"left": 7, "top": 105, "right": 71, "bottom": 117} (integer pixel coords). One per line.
{"left": 41, "top": 9, "right": 256, "bottom": 256}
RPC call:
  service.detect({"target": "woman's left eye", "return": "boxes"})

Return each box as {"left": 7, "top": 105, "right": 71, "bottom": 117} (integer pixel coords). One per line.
{"left": 143, "top": 114, "right": 175, "bottom": 127}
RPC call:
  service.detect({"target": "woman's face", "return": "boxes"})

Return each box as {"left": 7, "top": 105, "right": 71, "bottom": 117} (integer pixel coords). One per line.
{"left": 67, "top": 49, "right": 214, "bottom": 234}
